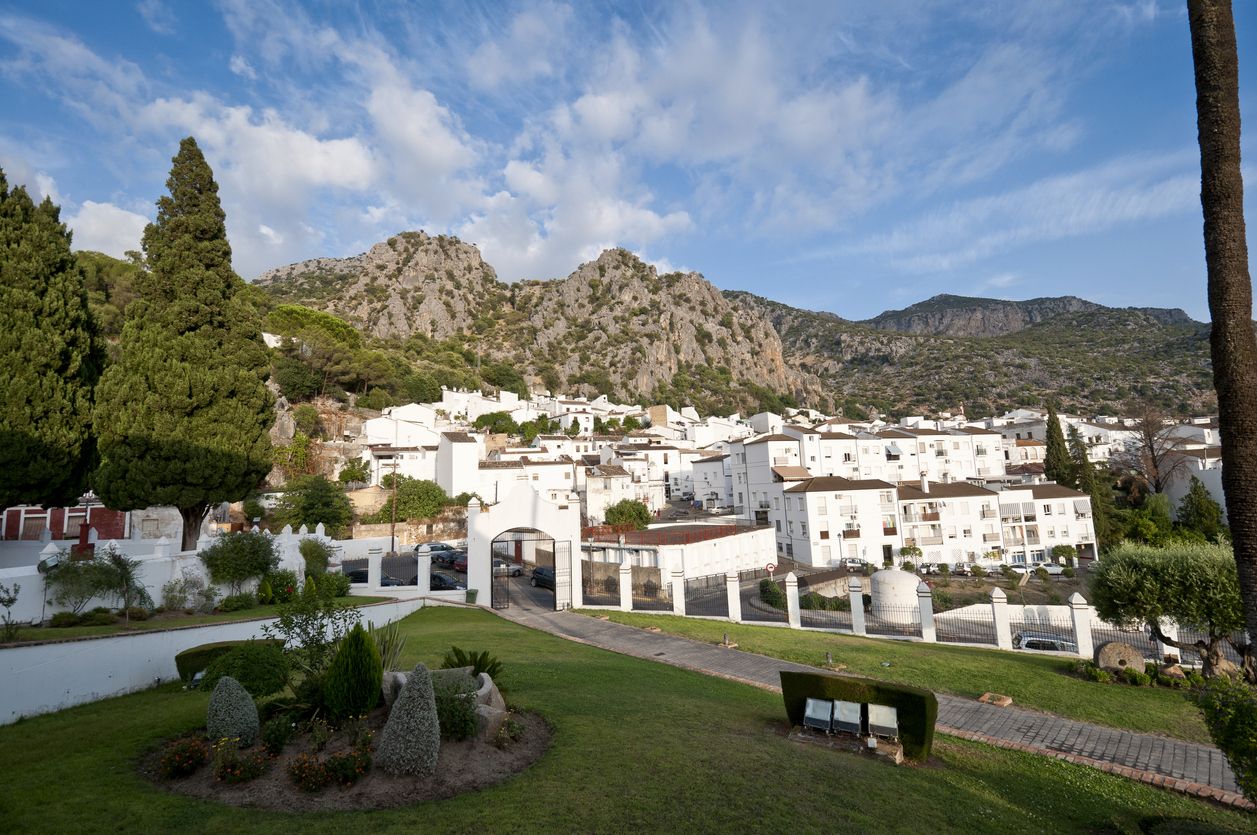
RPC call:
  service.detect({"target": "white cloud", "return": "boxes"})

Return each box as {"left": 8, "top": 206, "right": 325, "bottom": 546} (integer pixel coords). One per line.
{"left": 65, "top": 201, "right": 148, "bottom": 257}
{"left": 136, "top": 0, "right": 176, "bottom": 35}
{"left": 466, "top": 2, "right": 573, "bottom": 90}
{"left": 229, "top": 54, "right": 257, "bottom": 80}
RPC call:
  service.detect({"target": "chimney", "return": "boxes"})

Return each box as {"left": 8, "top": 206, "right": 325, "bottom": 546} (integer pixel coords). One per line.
{"left": 920, "top": 472, "right": 929, "bottom": 494}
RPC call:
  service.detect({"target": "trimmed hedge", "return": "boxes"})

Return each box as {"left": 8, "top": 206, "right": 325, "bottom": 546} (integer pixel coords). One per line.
{"left": 779, "top": 670, "right": 938, "bottom": 762}
{"left": 175, "top": 639, "right": 284, "bottom": 684}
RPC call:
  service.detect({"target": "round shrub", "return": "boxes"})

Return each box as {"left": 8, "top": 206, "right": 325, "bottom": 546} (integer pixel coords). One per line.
{"left": 1061, "top": 567, "right": 1076, "bottom": 579}
{"left": 199, "top": 531, "right": 278, "bottom": 596}
{"left": 125, "top": 605, "right": 149, "bottom": 621}
{"left": 299, "top": 538, "right": 332, "bottom": 576}
{"left": 433, "top": 671, "right": 478, "bottom": 742}
{"left": 318, "top": 573, "right": 351, "bottom": 599}
{"left": 264, "top": 569, "right": 300, "bottom": 604}
{"left": 206, "top": 676, "right": 260, "bottom": 747}
{"left": 217, "top": 593, "right": 257, "bottom": 613}
{"left": 200, "top": 641, "right": 289, "bottom": 698}
{"left": 901, "top": 561, "right": 916, "bottom": 573}
{"left": 323, "top": 623, "right": 383, "bottom": 720}
{"left": 159, "top": 737, "right": 210, "bottom": 778}
{"left": 968, "top": 564, "right": 987, "bottom": 578}
{"left": 50, "top": 612, "right": 82, "bottom": 628}
{"left": 376, "top": 663, "right": 440, "bottom": 776}
{"left": 82, "top": 610, "right": 117, "bottom": 626}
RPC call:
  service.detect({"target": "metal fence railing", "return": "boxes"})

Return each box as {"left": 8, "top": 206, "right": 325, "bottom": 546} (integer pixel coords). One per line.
{"left": 1009, "top": 610, "right": 1077, "bottom": 652}
{"left": 630, "top": 576, "right": 672, "bottom": 612}
{"left": 382, "top": 553, "right": 420, "bottom": 585}
{"left": 865, "top": 605, "right": 922, "bottom": 638}
{"left": 1178, "top": 627, "right": 1246, "bottom": 666}
{"left": 935, "top": 614, "right": 998, "bottom": 645}
{"left": 581, "top": 560, "right": 620, "bottom": 606}
{"left": 799, "top": 605, "right": 852, "bottom": 631}
{"left": 1090, "top": 622, "right": 1158, "bottom": 662}
{"left": 741, "top": 578, "right": 788, "bottom": 623}
{"left": 685, "top": 574, "right": 729, "bottom": 618}
{"left": 342, "top": 557, "right": 368, "bottom": 583}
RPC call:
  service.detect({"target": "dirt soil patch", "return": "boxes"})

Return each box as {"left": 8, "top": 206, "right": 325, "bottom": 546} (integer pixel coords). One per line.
{"left": 142, "top": 708, "right": 551, "bottom": 811}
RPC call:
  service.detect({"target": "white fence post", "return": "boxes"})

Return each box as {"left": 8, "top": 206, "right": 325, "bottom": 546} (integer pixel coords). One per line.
{"left": 1155, "top": 618, "right": 1181, "bottom": 663}
{"left": 619, "top": 561, "right": 633, "bottom": 611}
{"left": 367, "top": 545, "right": 382, "bottom": 589}
{"left": 991, "top": 587, "right": 1013, "bottom": 650}
{"left": 671, "top": 569, "right": 686, "bottom": 617}
{"left": 416, "top": 553, "right": 431, "bottom": 594}
{"left": 849, "top": 577, "right": 866, "bottom": 636}
{"left": 153, "top": 536, "right": 171, "bottom": 559}
{"left": 785, "top": 572, "right": 801, "bottom": 629}
{"left": 1068, "top": 592, "right": 1093, "bottom": 659}
{"left": 726, "top": 572, "right": 742, "bottom": 623}
{"left": 917, "top": 581, "right": 936, "bottom": 643}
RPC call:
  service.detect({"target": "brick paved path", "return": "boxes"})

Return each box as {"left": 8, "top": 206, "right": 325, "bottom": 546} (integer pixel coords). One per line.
{"left": 495, "top": 595, "right": 1248, "bottom": 808}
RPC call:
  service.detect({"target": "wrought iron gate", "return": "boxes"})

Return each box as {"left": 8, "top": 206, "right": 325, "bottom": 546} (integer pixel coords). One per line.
{"left": 491, "top": 569, "right": 510, "bottom": 609}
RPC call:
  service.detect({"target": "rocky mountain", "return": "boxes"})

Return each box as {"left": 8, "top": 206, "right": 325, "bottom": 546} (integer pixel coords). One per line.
{"left": 257, "top": 234, "right": 818, "bottom": 411}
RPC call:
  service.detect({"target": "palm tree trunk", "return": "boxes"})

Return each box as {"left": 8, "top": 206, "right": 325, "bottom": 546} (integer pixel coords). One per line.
{"left": 1189, "top": 0, "right": 1257, "bottom": 656}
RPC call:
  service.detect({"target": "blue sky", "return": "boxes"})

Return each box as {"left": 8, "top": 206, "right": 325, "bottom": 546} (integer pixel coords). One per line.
{"left": 0, "top": 1, "right": 1252, "bottom": 321}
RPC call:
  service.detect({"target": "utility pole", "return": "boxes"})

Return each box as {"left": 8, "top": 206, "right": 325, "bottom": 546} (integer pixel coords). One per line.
{"left": 389, "top": 412, "right": 398, "bottom": 556}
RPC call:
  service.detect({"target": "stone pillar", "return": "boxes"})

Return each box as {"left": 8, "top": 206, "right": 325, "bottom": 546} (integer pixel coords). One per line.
{"left": 726, "top": 571, "right": 742, "bottom": 623}
{"left": 298, "top": 524, "right": 309, "bottom": 536}
{"left": 991, "top": 587, "right": 1013, "bottom": 650}
{"left": 314, "top": 522, "right": 326, "bottom": 539}
{"left": 1068, "top": 593, "right": 1093, "bottom": 659}
{"left": 416, "top": 553, "right": 431, "bottom": 594}
{"left": 849, "top": 577, "right": 866, "bottom": 636}
{"left": 917, "top": 581, "right": 936, "bottom": 643}
{"left": 1155, "top": 618, "right": 1181, "bottom": 663}
{"left": 672, "top": 569, "right": 686, "bottom": 616}
{"left": 619, "top": 561, "right": 633, "bottom": 611}
{"left": 367, "top": 545, "right": 383, "bottom": 589}
{"left": 570, "top": 546, "right": 584, "bottom": 609}
{"left": 785, "top": 572, "right": 801, "bottom": 629}
{"left": 153, "top": 536, "right": 171, "bottom": 559}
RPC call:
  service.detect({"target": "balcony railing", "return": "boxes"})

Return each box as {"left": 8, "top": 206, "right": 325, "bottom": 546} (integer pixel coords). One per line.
{"left": 842, "top": 528, "right": 860, "bottom": 539}
{"left": 882, "top": 526, "right": 897, "bottom": 537}
{"left": 983, "top": 532, "right": 1001, "bottom": 542}
{"left": 920, "top": 511, "right": 940, "bottom": 522}
{"left": 980, "top": 509, "right": 997, "bottom": 519}
{"left": 919, "top": 536, "right": 944, "bottom": 546}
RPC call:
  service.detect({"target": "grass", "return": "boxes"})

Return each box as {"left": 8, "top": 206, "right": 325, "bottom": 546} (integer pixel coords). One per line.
{"left": 5, "top": 596, "right": 394, "bottom": 644}
{"left": 583, "top": 611, "right": 1211, "bottom": 745}
{"left": 0, "top": 607, "right": 1248, "bottom": 834}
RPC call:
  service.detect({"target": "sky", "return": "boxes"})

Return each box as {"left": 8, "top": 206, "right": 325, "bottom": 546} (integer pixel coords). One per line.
{"left": 0, "top": 1, "right": 1252, "bottom": 321}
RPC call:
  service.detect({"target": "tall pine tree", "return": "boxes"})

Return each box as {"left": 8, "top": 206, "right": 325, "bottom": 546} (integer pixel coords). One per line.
{"left": 94, "top": 138, "right": 273, "bottom": 549}
{"left": 0, "top": 170, "right": 101, "bottom": 508}
{"left": 1069, "top": 425, "right": 1119, "bottom": 553}
{"left": 1043, "top": 405, "right": 1075, "bottom": 488}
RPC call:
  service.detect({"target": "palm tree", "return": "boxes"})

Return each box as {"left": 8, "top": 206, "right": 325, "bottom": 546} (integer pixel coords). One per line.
{"left": 1188, "top": 0, "right": 1257, "bottom": 643}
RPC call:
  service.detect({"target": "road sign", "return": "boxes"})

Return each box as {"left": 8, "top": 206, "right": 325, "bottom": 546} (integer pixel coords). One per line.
{"left": 766, "top": 562, "right": 776, "bottom": 575}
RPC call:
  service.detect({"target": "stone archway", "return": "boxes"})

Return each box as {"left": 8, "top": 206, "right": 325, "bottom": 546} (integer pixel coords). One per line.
{"left": 467, "top": 484, "right": 582, "bottom": 610}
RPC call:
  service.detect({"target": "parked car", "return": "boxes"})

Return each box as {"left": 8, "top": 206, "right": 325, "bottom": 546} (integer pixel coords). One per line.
{"left": 1030, "top": 561, "right": 1065, "bottom": 576}
{"left": 432, "top": 548, "right": 464, "bottom": 568}
{"left": 1012, "top": 631, "right": 1078, "bottom": 653}
{"left": 841, "top": 558, "right": 865, "bottom": 572}
{"left": 950, "top": 563, "right": 969, "bottom": 577}
{"left": 531, "top": 565, "right": 556, "bottom": 590}
{"left": 493, "top": 558, "right": 523, "bottom": 577}
{"left": 344, "top": 568, "right": 407, "bottom": 586}
{"left": 415, "top": 541, "right": 454, "bottom": 556}
{"left": 452, "top": 553, "right": 469, "bottom": 573}
{"left": 430, "top": 571, "right": 466, "bottom": 591}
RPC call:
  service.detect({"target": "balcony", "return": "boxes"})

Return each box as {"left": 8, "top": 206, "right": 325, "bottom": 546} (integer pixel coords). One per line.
{"left": 920, "top": 511, "right": 941, "bottom": 522}
{"left": 757, "top": 501, "right": 770, "bottom": 510}
{"left": 980, "top": 509, "right": 996, "bottom": 519}
{"left": 919, "top": 536, "right": 944, "bottom": 546}
{"left": 842, "top": 528, "right": 861, "bottom": 539}
{"left": 882, "top": 526, "right": 898, "bottom": 536}
{"left": 983, "top": 532, "right": 1001, "bottom": 543}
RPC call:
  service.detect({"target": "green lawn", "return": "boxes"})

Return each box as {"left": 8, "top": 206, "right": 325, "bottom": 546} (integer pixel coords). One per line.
{"left": 0, "top": 607, "right": 1247, "bottom": 833}
{"left": 580, "top": 611, "right": 1212, "bottom": 745}
{"left": 5, "top": 596, "right": 394, "bottom": 644}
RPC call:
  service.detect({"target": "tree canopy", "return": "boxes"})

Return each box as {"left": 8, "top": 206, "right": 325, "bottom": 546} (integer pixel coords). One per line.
{"left": 365, "top": 477, "right": 450, "bottom": 523}
{"left": 473, "top": 411, "right": 520, "bottom": 435}
{"left": 1178, "top": 476, "right": 1228, "bottom": 541}
{"left": 273, "top": 474, "right": 353, "bottom": 536}
{"left": 93, "top": 137, "right": 273, "bottom": 549}
{"left": 604, "top": 499, "right": 651, "bottom": 530}
{"left": 1043, "top": 406, "right": 1074, "bottom": 488}
{"left": 0, "top": 170, "right": 102, "bottom": 508}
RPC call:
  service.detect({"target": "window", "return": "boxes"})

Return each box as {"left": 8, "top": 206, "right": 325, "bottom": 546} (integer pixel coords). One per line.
{"left": 820, "top": 530, "right": 830, "bottom": 540}
{"left": 788, "top": 521, "right": 794, "bottom": 535}
{"left": 775, "top": 520, "right": 781, "bottom": 532}
{"left": 821, "top": 545, "right": 832, "bottom": 561}
{"left": 531, "top": 473, "right": 539, "bottom": 481}
{"left": 773, "top": 498, "right": 779, "bottom": 510}
{"left": 816, "top": 497, "right": 827, "bottom": 515}
{"left": 800, "top": 522, "right": 808, "bottom": 536}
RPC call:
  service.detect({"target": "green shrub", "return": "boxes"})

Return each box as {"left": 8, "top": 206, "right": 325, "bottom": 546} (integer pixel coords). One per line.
{"left": 299, "top": 538, "right": 332, "bottom": 576}
{"left": 376, "top": 663, "right": 440, "bottom": 776}
{"left": 779, "top": 670, "right": 938, "bottom": 762}
{"left": 1194, "top": 677, "right": 1257, "bottom": 803}
{"left": 1000, "top": 564, "right": 1016, "bottom": 579}
{"left": 433, "top": 672, "right": 478, "bottom": 741}
{"left": 261, "top": 716, "right": 296, "bottom": 756}
{"left": 206, "top": 676, "right": 260, "bottom": 746}
{"left": 1123, "top": 668, "right": 1152, "bottom": 687}
{"left": 159, "top": 737, "right": 210, "bottom": 778}
{"left": 81, "top": 610, "right": 117, "bottom": 626}
{"left": 1062, "top": 567, "right": 1076, "bottom": 579}
{"left": 441, "top": 646, "right": 503, "bottom": 681}
{"left": 968, "top": 564, "right": 987, "bottom": 578}
{"left": 125, "top": 606, "right": 148, "bottom": 621}
{"left": 369, "top": 620, "right": 407, "bottom": 671}
{"left": 1034, "top": 567, "right": 1050, "bottom": 583}
{"left": 931, "top": 589, "right": 953, "bottom": 610}
{"left": 901, "top": 561, "right": 916, "bottom": 573}
{"left": 199, "top": 532, "right": 278, "bottom": 596}
{"left": 759, "top": 578, "right": 786, "bottom": 610}
{"left": 303, "top": 575, "right": 318, "bottom": 599}
{"left": 323, "top": 623, "right": 383, "bottom": 720}
{"left": 265, "top": 569, "right": 301, "bottom": 604}
{"left": 494, "top": 715, "right": 525, "bottom": 749}
{"left": 256, "top": 578, "right": 273, "bottom": 605}
{"left": 318, "top": 573, "right": 350, "bottom": 599}
{"left": 217, "top": 593, "right": 257, "bottom": 613}
{"left": 325, "top": 748, "right": 372, "bottom": 787}
{"left": 49, "top": 612, "right": 82, "bottom": 628}
{"left": 1186, "top": 670, "right": 1207, "bottom": 687}
{"left": 212, "top": 739, "right": 269, "bottom": 784}
{"left": 287, "top": 752, "right": 332, "bottom": 793}
{"left": 261, "top": 593, "right": 361, "bottom": 678}
{"left": 200, "top": 640, "right": 289, "bottom": 698}
{"left": 175, "top": 639, "right": 283, "bottom": 684}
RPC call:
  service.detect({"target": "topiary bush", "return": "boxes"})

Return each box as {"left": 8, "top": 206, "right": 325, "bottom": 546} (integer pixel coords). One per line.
{"left": 200, "top": 640, "right": 290, "bottom": 698}
{"left": 376, "top": 663, "right": 440, "bottom": 776}
{"left": 299, "top": 538, "right": 332, "bottom": 576}
{"left": 206, "top": 676, "right": 260, "bottom": 747}
{"left": 1195, "top": 677, "right": 1257, "bottom": 804}
{"left": 318, "top": 572, "right": 350, "bottom": 599}
{"left": 323, "top": 623, "right": 383, "bottom": 720}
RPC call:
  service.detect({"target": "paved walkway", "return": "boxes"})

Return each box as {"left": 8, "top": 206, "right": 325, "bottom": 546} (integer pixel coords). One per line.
{"left": 494, "top": 590, "right": 1248, "bottom": 809}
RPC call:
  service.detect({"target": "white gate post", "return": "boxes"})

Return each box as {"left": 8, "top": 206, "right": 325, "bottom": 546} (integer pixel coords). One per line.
{"left": 367, "top": 545, "right": 382, "bottom": 589}
{"left": 918, "top": 581, "right": 936, "bottom": 643}
{"left": 848, "top": 577, "right": 866, "bottom": 636}
{"left": 1068, "top": 593, "right": 1093, "bottom": 659}
{"left": 726, "top": 572, "right": 742, "bottom": 622}
{"left": 416, "top": 552, "right": 431, "bottom": 594}
{"left": 785, "top": 572, "right": 801, "bottom": 629}
{"left": 618, "top": 561, "right": 632, "bottom": 611}
{"left": 1155, "top": 618, "right": 1181, "bottom": 663}
{"left": 672, "top": 569, "right": 686, "bottom": 616}
{"left": 991, "top": 587, "right": 1013, "bottom": 650}
{"left": 569, "top": 544, "right": 583, "bottom": 609}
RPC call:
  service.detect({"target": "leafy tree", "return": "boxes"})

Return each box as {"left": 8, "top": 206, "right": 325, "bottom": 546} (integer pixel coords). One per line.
{"left": 94, "top": 138, "right": 273, "bottom": 550}
{"left": 199, "top": 531, "right": 277, "bottom": 596}
{"left": 481, "top": 361, "right": 528, "bottom": 399}
{"left": 1069, "top": 426, "right": 1121, "bottom": 553}
{"left": 604, "top": 499, "right": 651, "bottom": 530}
{"left": 1043, "top": 406, "right": 1075, "bottom": 488}
{"left": 274, "top": 432, "right": 318, "bottom": 479}
{"left": 1114, "top": 406, "right": 1188, "bottom": 498}
{"left": 1089, "top": 541, "right": 1251, "bottom": 680}
{"left": 622, "top": 416, "right": 642, "bottom": 432}
{"left": 273, "top": 355, "right": 320, "bottom": 402}
{"left": 44, "top": 555, "right": 111, "bottom": 615}
{"left": 1178, "top": 476, "right": 1228, "bottom": 541}
{"left": 1123, "top": 493, "right": 1176, "bottom": 545}
{"left": 76, "top": 249, "right": 140, "bottom": 344}
{"left": 1188, "top": 0, "right": 1257, "bottom": 662}
{"left": 338, "top": 459, "right": 370, "bottom": 485}
{"left": 565, "top": 421, "right": 581, "bottom": 437}
{"left": 0, "top": 170, "right": 102, "bottom": 508}
{"left": 273, "top": 475, "right": 353, "bottom": 536}
{"left": 97, "top": 546, "right": 153, "bottom": 623}
{"left": 292, "top": 404, "right": 321, "bottom": 438}
{"left": 358, "top": 386, "right": 393, "bottom": 411}
{"left": 368, "top": 477, "right": 448, "bottom": 523}
{"left": 473, "top": 411, "right": 520, "bottom": 435}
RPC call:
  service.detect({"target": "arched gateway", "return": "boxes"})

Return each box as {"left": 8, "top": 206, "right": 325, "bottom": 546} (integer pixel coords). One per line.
{"left": 466, "top": 484, "right": 582, "bottom": 611}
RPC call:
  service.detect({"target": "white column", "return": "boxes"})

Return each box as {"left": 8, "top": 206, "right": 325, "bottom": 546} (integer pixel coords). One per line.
{"left": 569, "top": 544, "right": 584, "bottom": 609}
{"left": 1068, "top": 592, "right": 1092, "bottom": 659}
{"left": 785, "top": 572, "right": 801, "bottom": 629}
{"left": 618, "top": 561, "right": 633, "bottom": 611}
{"left": 917, "top": 581, "right": 936, "bottom": 643}
{"left": 849, "top": 577, "right": 866, "bottom": 636}
{"left": 416, "top": 553, "right": 431, "bottom": 594}
{"left": 1155, "top": 618, "right": 1180, "bottom": 663}
{"left": 991, "top": 587, "right": 1012, "bottom": 650}
{"left": 726, "top": 572, "right": 742, "bottom": 623}
{"left": 367, "top": 545, "right": 382, "bottom": 589}
{"left": 671, "top": 569, "right": 686, "bottom": 616}
{"left": 153, "top": 536, "right": 171, "bottom": 559}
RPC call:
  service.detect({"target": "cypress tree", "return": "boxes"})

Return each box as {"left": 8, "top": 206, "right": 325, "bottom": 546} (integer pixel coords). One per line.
{"left": 1069, "top": 425, "right": 1119, "bottom": 553}
{"left": 1043, "top": 405, "right": 1075, "bottom": 488}
{"left": 1178, "top": 476, "right": 1227, "bottom": 541}
{"left": 94, "top": 138, "right": 273, "bottom": 549}
{"left": 0, "top": 170, "right": 102, "bottom": 507}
